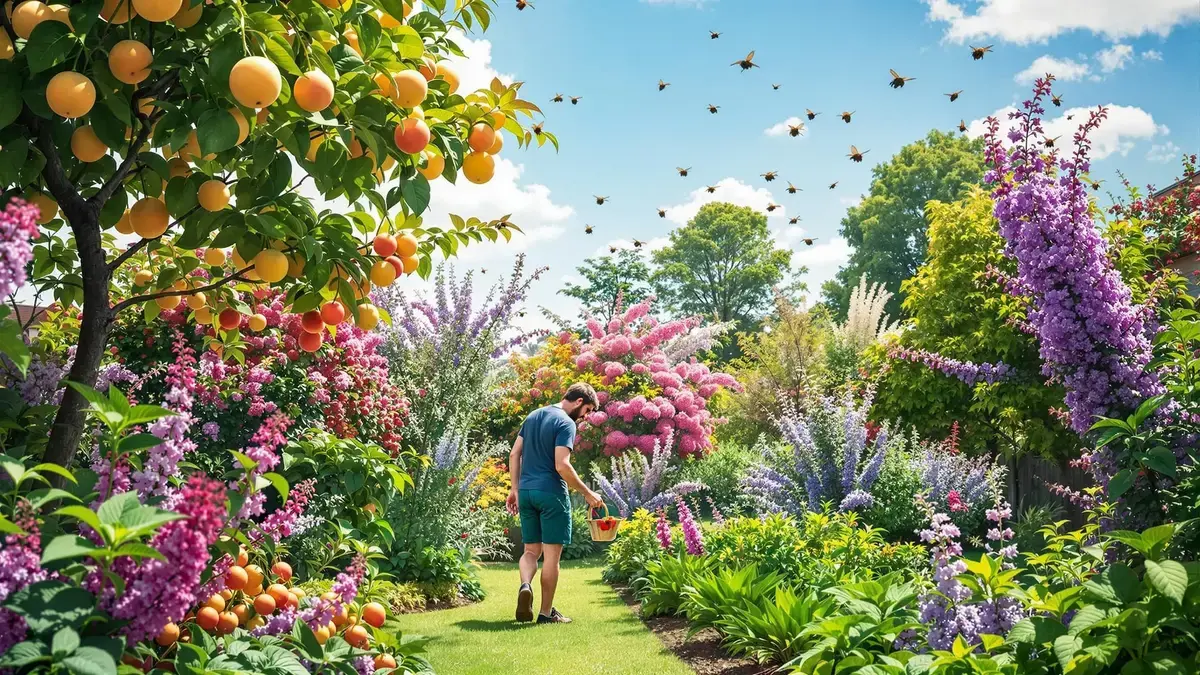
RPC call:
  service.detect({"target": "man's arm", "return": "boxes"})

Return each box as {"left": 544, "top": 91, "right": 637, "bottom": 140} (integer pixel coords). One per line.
{"left": 505, "top": 435, "right": 523, "bottom": 514}
{"left": 556, "top": 445, "right": 603, "bottom": 508}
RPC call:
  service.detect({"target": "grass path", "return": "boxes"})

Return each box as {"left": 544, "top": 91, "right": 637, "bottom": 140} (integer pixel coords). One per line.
{"left": 390, "top": 559, "right": 692, "bottom": 675}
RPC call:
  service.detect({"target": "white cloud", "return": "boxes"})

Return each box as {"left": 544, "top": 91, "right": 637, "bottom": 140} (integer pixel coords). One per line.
{"left": 1147, "top": 141, "right": 1182, "bottom": 163}
{"left": 839, "top": 196, "right": 862, "bottom": 208}
{"left": 968, "top": 104, "right": 1170, "bottom": 160}
{"left": 1142, "top": 49, "right": 1164, "bottom": 60}
{"left": 443, "top": 29, "right": 514, "bottom": 96}
{"left": 661, "top": 177, "right": 784, "bottom": 225}
{"left": 793, "top": 237, "right": 852, "bottom": 297}
{"left": 1013, "top": 55, "right": 1090, "bottom": 83}
{"left": 1095, "top": 44, "right": 1134, "bottom": 72}
{"left": 922, "top": 0, "right": 1200, "bottom": 43}
{"left": 763, "top": 117, "right": 808, "bottom": 137}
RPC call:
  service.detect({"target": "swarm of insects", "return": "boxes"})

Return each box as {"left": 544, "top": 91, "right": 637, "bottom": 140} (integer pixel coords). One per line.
{"left": 806, "top": 109, "right": 820, "bottom": 120}
{"left": 888, "top": 69, "right": 915, "bottom": 88}
{"left": 731, "top": 51, "right": 759, "bottom": 71}
{"left": 946, "top": 90, "right": 962, "bottom": 102}
{"left": 761, "top": 171, "right": 778, "bottom": 182}
{"left": 848, "top": 145, "right": 868, "bottom": 162}
{"left": 970, "top": 45, "right": 992, "bottom": 60}
{"left": 840, "top": 111, "right": 855, "bottom": 123}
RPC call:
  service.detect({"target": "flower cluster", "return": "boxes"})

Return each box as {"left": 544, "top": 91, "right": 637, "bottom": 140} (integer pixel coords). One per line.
{"left": 0, "top": 198, "right": 40, "bottom": 299}
{"left": 985, "top": 499, "right": 1017, "bottom": 560}
{"left": 889, "top": 346, "right": 1012, "bottom": 386}
{"left": 132, "top": 329, "right": 198, "bottom": 498}
{"left": 655, "top": 508, "right": 673, "bottom": 549}
{"left": 0, "top": 501, "right": 48, "bottom": 654}
{"left": 259, "top": 478, "right": 317, "bottom": 542}
{"left": 592, "top": 431, "right": 703, "bottom": 517}
{"left": 676, "top": 496, "right": 704, "bottom": 555}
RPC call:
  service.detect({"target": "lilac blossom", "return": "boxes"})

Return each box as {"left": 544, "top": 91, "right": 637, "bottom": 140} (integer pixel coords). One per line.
{"left": 889, "top": 346, "right": 1012, "bottom": 386}
{"left": 0, "top": 501, "right": 48, "bottom": 654}
{"left": 0, "top": 198, "right": 40, "bottom": 299}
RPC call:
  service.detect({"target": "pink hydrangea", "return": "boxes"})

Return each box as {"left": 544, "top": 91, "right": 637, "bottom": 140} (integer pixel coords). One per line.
{"left": 603, "top": 361, "right": 627, "bottom": 378}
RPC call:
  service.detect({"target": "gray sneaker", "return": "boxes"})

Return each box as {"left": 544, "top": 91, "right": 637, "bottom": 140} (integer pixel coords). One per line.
{"left": 536, "top": 607, "right": 572, "bottom": 624}
{"left": 515, "top": 583, "right": 534, "bottom": 622}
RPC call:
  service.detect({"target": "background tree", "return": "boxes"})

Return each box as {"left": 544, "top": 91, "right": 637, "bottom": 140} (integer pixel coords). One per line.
{"left": 651, "top": 202, "right": 792, "bottom": 327}
{"left": 822, "top": 129, "right": 986, "bottom": 319}
{"left": 559, "top": 248, "right": 652, "bottom": 322}
{"left": 0, "top": 0, "right": 548, "bottom": 467}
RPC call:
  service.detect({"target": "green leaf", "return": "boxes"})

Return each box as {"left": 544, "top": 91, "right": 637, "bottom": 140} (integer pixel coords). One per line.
{"left": 97, "top": 491, "right": 140, "bottom": 526}
{"left": 1144, "top": 559, "right": 1188, "bottom": 604}
{"left": 1067, "top": 604, "right": 1106, "bottom": 636}
{"left": 117, "top": 433, "right": 167, "bottom": 454}
{"left": 115, "top": 542, "right": 167, "bottom": 562}
{"left": 401, "top": 175, "right": 431, "bottom": 216}
{"left": 61, "top": 646, "right": 117, "bottom": 675}
{"left": 6, "top": 581, "right": 96, "bottom": 637}
{"left": 230, "top": 449, "right": 258, "bottom": 472}
{"left": 31, "top": 462, "right": 77, "bottom": 484}
{"left": 0, "top": 513, "right": 25, "bottom": 535}
{"left": 263, "top": 472, "right": 289, "bottom": 503}
{"left": 53, "top": 505, "right": 102, "bottom": 533}
{"left": 1052, "top": 635, "right": 1082, "bottom": 670}
{"left": 391, "top": 26, "right": 425, "bottom": 59}
{"left": 197, "top": 108, "right": 242, "bottom": 157}
{"left": 0, "top": 318, "right": 31, "bottom": 375}
{"left": 1107, "top": 469, "right": 1134, "bottom": 499}
{"left": 1084, "top": 563, "right": 1141, "bottom": 604}
{"left": 51, "top": 627, "right": 80, "bottom": 658}
{"left": 263, "top": 33, "right": 303, "bottom": 77}
{"left": 292, "top": 619, "right": 324, "bottom": 660}
{"left": 1006, "top": 617, "right": 1066, "bottom": 645}
{"left": 1145, "top": 447, "right": 1177, "bottom": 478}
{"left": 25, "top": 21, "right": 75, "bottom": 74}
{"left": 41, "top": 535, "right": 102, "bottom": 565}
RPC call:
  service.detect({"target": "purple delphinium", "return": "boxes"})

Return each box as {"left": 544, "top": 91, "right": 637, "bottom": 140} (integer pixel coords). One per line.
{"left": 676, "top": 496, "right": 704, "bottom": 555}
{"left": 592, "top": 431, "right": 702, "bottom": 517}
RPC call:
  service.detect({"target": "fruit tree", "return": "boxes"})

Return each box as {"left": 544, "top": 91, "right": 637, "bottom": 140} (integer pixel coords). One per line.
{"left": 0, "top": 0, "right": 555, "bottom": 467}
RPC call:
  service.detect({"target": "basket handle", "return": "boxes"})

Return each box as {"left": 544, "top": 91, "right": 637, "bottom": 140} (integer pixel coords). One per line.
{"left": 590, "top": 502, "right": 610, "bottom": 520}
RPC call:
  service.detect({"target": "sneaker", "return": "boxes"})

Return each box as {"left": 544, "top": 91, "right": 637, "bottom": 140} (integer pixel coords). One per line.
{"left": 515, "top": 583, "right": 534, "bottom": 622}
{"left": 536, "top": 607, "right": 572, "bottom": 624}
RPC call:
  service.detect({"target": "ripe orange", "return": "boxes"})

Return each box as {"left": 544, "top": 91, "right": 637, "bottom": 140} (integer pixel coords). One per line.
{"left": 229, "top": 56, "right": 282, "bottom": 109}
{"left": 418, "top": 56, "right": 437, "bottom": 81}
{"left": 198, "top": 180, "right": 230, "bottom": 212}
{"left": 167, "top": 157, "right": 191, "bottom": 178}
{"left": 101, "top": 0, "right": 137, "bottom": 23}
{"left": 384, "top": 256, "right": 403, "bottom": 277}
{"left": 292, "top": 587, "right": 307, "bottom": 600}
{"left": 287, "top": 252, "right": 306, "bottom": 277}
{"left": 109, "top": 39, "right": 153, "bottom": 85}
{"left": 177, "top": 130, "right": 215, "bottom": 163}
{"left": 375, "top": 655, "right": 397, "bottom": 669}
{"left": 285, "top": 592, "right": 298, "bottom": 609}
{"left": 28, "top": 193, "right": 58, "bottom": 224}
{"left": 225, "top": 565, "right": 249, "bottom": 591}
{"left": 203, "top": 594, "right": 225, "bottom": 612}
{"left": 248, "top": 313, "right": 267, "bottom": 331}
{"left": 231, "top": 604, "right": 251, "bottom": 626}
{"left": 203, "top": 248, "right": 227, "bottom": 266}
{"left": 229, "top": 107, "right": 249, "bottom": 145}
{"left": 237, "top": 547, "right": 249, "bottom": 567}
{"left": 294, "top": 70, "right": 334, "bottom": 112}
{"left": 435, "top": 62, "right": 460, "bottom": 94}
{"left": 133, "top": 269, "right": 154, "bottom": 286}
{"left": 196, "top": 606, "right": 220, "bottom": 631}
{"left": 193, "top": 306, "right": 212, "bottom": 323}
{"left": 345, "top": 625, "right": 369, "bottom": 648}
{"left": 130, "top": 197, "right": 169, "bottom": 239}
{"left": 71, "top": 126, "right": 108, "bottom": 163}
{"left": 131, "top": 0, "right": 180, "bottom": 23}
{"left": 155, "top": 295, "right": 181, "bottom": 310}
{"left": 11, "top": 0, "right": 50, "bottom": 38}
{"left": 266, "top": 583, "right": 289, "bottom": 606}
{"left": 46, "top": 71, "right": 96, "bottom": 118}
{"left": 373, "top": 234, "right": 397, "bottom": 257}
{"left": 170, "top": 0, "right": 201, "bottom": 27}
{"left": 376, "top": 9, "right": 399, "bottom": 28}
{"left": 253, "top": 248, "right": 288, "bottom": 283}
{"left": 270, "top": 561, "right": 293, "bottom": 583}
{"left": 186, "top": 292, "right": 206, "bottom": 310}
{"left": 490, "top": 110, "right": 506, "bottom": 129}
{"left": 361, "top": 602, "right": 386, "bottom": 628}
{"left": 313, "top": 625, "right": 330, "bottom": 645}
{"left": 356, "top": 303, "right": 380, "bottom": 330}
{"left": 396, "top": 233, "right": 418, "bottom": 258}
{"left": 298, "top": 330, "right": 323, "bottom": 352}
{"left": 487, "top": 132, "right": 503, "bottom": 155}
{"left": 462, "top": 151, "right": 495, "bottom": 184}
{"left": 370, "top": 259, "right": 397, "bottom": 287}
{"left": 216, "top": 611, "right": 238, "bottom": 634}
{"left": 467, "top": 123, "right": 495, "bottom": 153}
{"left": 400, "top": 256, "right": 418, "bottom": 275}
{"left": 156, "top": 622, "right": 180, "bottom": 647}
{"left": 218, "top": 308, "right": 241, "bottom": 330}
{"left": 319, "top": 301, "right": 346, "bottom": 325}
{"left": 372, "top": 71, "right": 396, "bottom": 99}
{"left": 393, "top": 117, "right": 430, "bottom": 155}
{"left": 343, "top": 26, "right": 361, "bottom": 54}
{"left": 253, "top": 593, "right": 276, "bottom": 616}
{"left": 393, "top": 70, "right": 427, "bottom": 108}
{"left": 300, "top": 310, "right": 324, "bottom": 333}
{"left": 418, "top": 150, "right": 444, "bottom": 180}
{"left": 114, "top": 210, "right": 134, "bottom": 234}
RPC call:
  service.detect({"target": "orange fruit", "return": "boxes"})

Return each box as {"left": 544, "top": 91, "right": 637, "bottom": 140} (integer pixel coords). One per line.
{"left": 270, "top": 561, "right": 293, "bottom": 583}
{"left": 267, "top": 583, "right": 289, "bottom": 606}
{"left": 46, "top": 71, "right": 96, "bottom": 118}
{"left": 372, "top": 71, "right": 396, "bottom": 99}
{"left": 343, "top": 26, "right": 360, "bottom": 54}
{"left": 228, "top": 107, "right": 249, "bottom": 145}
{"left": 384, "top": 256, "right": 403, "bottom": 277}
{"left": 370, "top": 259, "right": 396, "bottom": 287}
{"left": 294, "top": 70, "right": 334, "bottom": 112}
{"left": 198, "top": 180, "right": 230, "bottom": 211}
{"left": 345, "top": 624, "right": 369, "bottom": 648}
{"left": 418, "top": 151, "right": 444, "bottom": 180}
{"left": 313, "top": 625, "right": 330, "bottom": 645}
{"left": 393, "top": 70, "right": 427, "bottom": 108}
{"left": 28, "top": 193, "right": 58, "bottom": 224}
{"left": 487, "top": 132, "right": 503, "bottom": 155}
{"left": 133, "top": 269, "right": 154, "bottom": 286}
{"left": 396, "top": 233, "right": 418, "bottom": 258}
{"left": 1, "top": 32, "right": 13, "bottom": 61}
{"left": 375, "top": 655, "right": 397, "bottom": 669}
{"left": 177, "top": 130, "right": 215, "bottom": 162}
{"left": 101, "top": 0, "right": 137, "bottom": 23}
{"left": 130, "top": 198, "right": 169, "bottom": 239}
{"left": 203, "top": 594, "right": 225, "bottom": 612}
{"left": 393, "top": 118, "right": 430, "bottom": 154}
{"left": 203, "top": 248, "right": 227, "bottom": 266}
{"left": 155, "top": 295, "right": 181, "bottom": 310}
{"left": 248, "top": 313, "right": 267, "bottom": 331}
{"left": 467, "top": 123, "right": 495, "bottom": 153}
{"left": 196, "top": 606, "right": 219, "bottom": 631}
{"left": 300, "top": 310, "right": 325, "bottom": 333}
{"left": 253, "top": 248, "right": 288, "bottom": 283}
{"left": 218, "top": 308, "right": 241, "bottom": 330}
{"left": 400, "top": 255, "right": 419, "bottom": 275}
{"left": 237, "top": 547, "right": 249, "bottom": 567}
{"left": 216, "top": 611, "right": 238, "bottom": 634}
{"left": 373, "top": 234, "right": 397, "bottom": 257}
{"left": 171, "top": 0, "right": 201, "bottom": 27}
{"left": 253, "top": 593, "right": 276, "bottom": 616}
{"left": 225, "top": 565, "right": 248, "bottom": 591}
{"left": 109, "top": 39, "right": 153, "bottom": 85}
{"left": 356, "top": 303, "right": 380, "bottom": 330}
{"left": 320, "top": 301, "right": 346, "bottom": 325}
{"left": 193, "top": 306, "right": 212, "bottom": 323}
{"left": 231, "top": 604, "right": 251, "bottom": 626}
{"left": 376, "top": 9, "right": 400, "bottom": 28}
{"left": 186, "top": 292, "right": 206, "bottom": 310}
{"left": 435, "top": 61, "right": 460, "bottom": 94}
{"left": 361, "top": 602, "right": 386, "bottom": 628}
{"left": 462, "top": 151, "right": 494, "bottom": 184}
{"left": 156, "top": 623, "right": 180, "bottom": 647}
{"left": 131, "top": 0, "right": 179, "bottom": 22}
{"left": 287, "top": 252, "right": 306, "bottom": 277}
{"left": 292, "top": 587, "right": 307, "bottom": 600}
{"left": 305, "top": 133, "right": 325, "bottom": 162}
{"left": 298, "top": 330, "right": 323, "bottom": 352}
{"left": 71, "top": 126, "right": 108, "bottom": 162}
{"left": 167, "top": 157, "right": 191, "bottom": 178}
{"left": 490, "top": 110, "right": 506, "bottom": 129}
{"left": 229, "top": 56, "right": 282, "bottom": 108}
{"left": 285, "top": 592, "right": 298, "bottom": 609}
{"left": 11, "top": 0, "right": 50, "bottom": 38}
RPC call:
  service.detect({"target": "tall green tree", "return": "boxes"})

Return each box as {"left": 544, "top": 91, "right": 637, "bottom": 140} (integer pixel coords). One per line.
{"left": 822, "top": 129, "right": 986, "bottom": 320}
{"left": 651, "top": 202, "right": 792, "bottom": 326}
{"left": 559, "top": 249, "right": 652, "bottom": 322}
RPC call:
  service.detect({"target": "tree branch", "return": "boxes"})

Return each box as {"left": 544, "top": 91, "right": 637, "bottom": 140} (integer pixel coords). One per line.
{"left": 107, "top": 204, "right": 201, "bottom": 272}
{"left": 111, "top": 267, "right": 252, "bottom": 314}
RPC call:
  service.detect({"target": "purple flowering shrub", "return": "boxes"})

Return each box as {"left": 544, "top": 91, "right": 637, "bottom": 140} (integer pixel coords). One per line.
{"left": 592, "top": 431, "right": 704, "bottom": 517}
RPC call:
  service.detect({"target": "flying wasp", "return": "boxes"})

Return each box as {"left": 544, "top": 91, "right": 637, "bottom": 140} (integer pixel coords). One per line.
{"left": 677, "top": 167, "right": 691, "bottom": 177}
{"left": 761, "top": 171, "right": 779, "bottom": 182}
{"left": 848, "top": 145, "right": 869, "bottom": 162}
{"left": 788, "top": 122, "right": 805, "bottom": 137}
{"left": 840, "top": 111, "right": 855, "bottom": 123}
{"left": 806, "top": 109, "right": 821, "bottom": 120}
{"left": 658, "top": 79, "right": 670, "bottom": 91}
{"left": 946, "top": 90, "right": 962, "bottom": 102}
{"left": 731, "top": 51, "right": 759, "bottom": 71}
{"left": 786, "top": 182, "right": 801, "bottom": 194}
{"left": 889, "top": 69, "right": 915, "bottom": 88}
{"left": 594, "top": 195, "right": 609, "bottom": 205}
{"left": 970, "top": 45, "right": 993, "bottom": 60}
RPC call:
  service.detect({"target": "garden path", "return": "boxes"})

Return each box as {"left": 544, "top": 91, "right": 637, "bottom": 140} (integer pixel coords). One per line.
{"left": 389, "top": 559, "right": 693, "bottom": 675}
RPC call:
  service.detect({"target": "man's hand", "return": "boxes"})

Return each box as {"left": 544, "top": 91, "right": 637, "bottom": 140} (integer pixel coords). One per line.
{"left": 584, "top": 489, "right": 605, "bottom": 509}
{"left": 506, "top": 489, "right": 519, "bottom": 516}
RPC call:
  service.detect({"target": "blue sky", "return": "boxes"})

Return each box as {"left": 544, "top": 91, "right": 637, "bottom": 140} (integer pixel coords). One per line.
{"left": 408, "top": 0, "right": 1200, "bottom": 326}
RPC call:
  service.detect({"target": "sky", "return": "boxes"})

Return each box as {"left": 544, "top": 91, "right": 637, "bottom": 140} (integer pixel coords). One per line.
{"left": 406, "top": 0, "right": 1200, "bottom": 329}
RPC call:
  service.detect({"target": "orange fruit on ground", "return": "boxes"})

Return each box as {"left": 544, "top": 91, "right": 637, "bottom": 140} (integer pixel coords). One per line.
{"left": 373, "top": 234, "right": 397, "bottom": 257}
{"left": 298, "top": 330, "right": 323, "bottom": 352}
{"left": 345, "top": 625, "right": 369, "bottom": 648}
{"left": 198, "top": 180, "right": 230, "bottom": 211}
{"left": 155, "top": 295, "right": 181, "bottom": 310}
{"left": 294, "top": 70, "right": 334, "bottom": 112}
{"left": 418, "top": 151, "right": 444, "bottom": 180}
{"left": 71, "top": 126, "right": 108, "bottom": 162}
{"left": 115, "top": 211, "right": 134, "bottom": 234}
{"left": 248, "top": 313, "right": 267, "bottom": 331}
{"left": 216, "top": 611, "right": 238, "bottom": 634}
{"left": 225, "top": 565, "right": 248, "bottom": 590}
{"left": 488, "top": 132, "right": 503, "bottom": 155}
{"left": 203, "top": 248, "right": 227, "bottom": 266}
{"left": 109, "top": 40, "right": 153, "bottom": 85}
{"left": 46, "top": 71, "right": 96, "bottom": 118}
{"left": 11, "top": 1, "right": 50, "bottom": 38}
{"left": 356, "top": 303, "right": 380, "bottom": 330}
{"left": 393, "top": 117, "right": 430, "bottom": 155}
{"left": 462, "top": 151, "right": 495, "bottom": 184}
{"left": 253, "top": 248, "right": 288, "bottom": 283}
{"left": 300, "top": 310, "right": 324, "bottom": 333}
{"left": 467, "top": 123, "right": 495, "bottom": 153}
{"left": 396, "top": 233, "right": 418, "bottom": 257}
{"left": 361, "top": 602, "right": 386, "bottom": 628}
{"left": 132, "top": 0, "right": 179, "bottom": 22}
{"left": 156, "top": 623, "right": 180, "bottom": 647}
{"left": 101, "top": 0, "right": 136, "bottom": 23}
{"left": 375, "top": 655, "right": 397, "bottom": 669}
{"left": 196, "top": 606, "right": 219, "bottom": 631}
{"left": 218, "top": 308, "right": 241, "bottom": 330}
{"left": 171, "top": 0, "right": 201, "bottom": 27}
{"left": 393, "top": 70, "right": 427, "bottom": 108}
{"left": 370, "top": 259, "right": 397, "bottom": 287}
{"left": 186, "top": 292, "right": 206, "bottom": 310}
{"left": 253, "top": 593, "right": 276, "bottom": 615}
{"left": 203, "top": 594, "right": 225, "bottom": 612}
{"left": 435, "top": 62, "right": 460, "bottom": 94}
{"left": 133, "top": 269, "right": 153, "bottom": 286}
{"left": 270, "top": 561, "right": 292, "bottom": 583}
{"left": 229, "top": 56, "right": 282, "bottom": 108}
{"left": 319, "top": 301, "right": 346, "bottom": 325}
{"left": 28, "top": 193, "right": 58, "bottom": 224}
{"left": 130, "top": 198, "right": 169, "bottom": 239}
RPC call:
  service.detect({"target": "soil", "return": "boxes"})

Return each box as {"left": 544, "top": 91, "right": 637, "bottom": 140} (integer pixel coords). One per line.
{"left": 397, "top": 594, "right": 476, "bottom": 614}
{"left": 612, "top": 584, "right": 769, "bottom": 675}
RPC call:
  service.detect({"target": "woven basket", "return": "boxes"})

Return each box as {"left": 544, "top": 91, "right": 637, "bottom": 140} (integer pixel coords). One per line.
{"left": 586, "top": 504, "right": 624, "bottom": 542}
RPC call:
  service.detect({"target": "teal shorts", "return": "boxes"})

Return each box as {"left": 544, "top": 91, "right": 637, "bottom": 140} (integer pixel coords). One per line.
{"left": 518, "top": 489, "right": 572, "bottom": 545}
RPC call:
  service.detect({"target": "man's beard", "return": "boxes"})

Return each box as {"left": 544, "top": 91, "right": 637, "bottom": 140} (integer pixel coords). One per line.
{"left": 567, "top": 406, "right": 583, "bottom": 421}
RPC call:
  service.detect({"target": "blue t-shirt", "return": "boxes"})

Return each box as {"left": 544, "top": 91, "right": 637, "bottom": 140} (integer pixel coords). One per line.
{"left": 518, "top": 405, "right": 576, "bottom": 495}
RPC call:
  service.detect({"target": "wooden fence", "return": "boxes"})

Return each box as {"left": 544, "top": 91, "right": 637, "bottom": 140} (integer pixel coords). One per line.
{"left": 1005, "top": 454, "right": 1093, "bottom": 525}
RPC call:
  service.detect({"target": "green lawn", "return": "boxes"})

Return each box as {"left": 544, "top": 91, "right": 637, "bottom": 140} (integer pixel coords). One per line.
{"left": 390, "top": 559, "right": 692, "bottom": 675}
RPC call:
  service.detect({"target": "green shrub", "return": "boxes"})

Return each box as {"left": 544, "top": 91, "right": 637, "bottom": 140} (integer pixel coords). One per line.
{"left": 704, "top": 513, "right": 807, "bottom": 579}
{"left": 369, "top": 581, "right": 428, "bottom": 614}
{"left": 682, "top": 564, "right": 784, "bottom": 633}
{"left": 636, "top": 554, "right": 714, "bottom": 618}
{"left": 676, "top": 440, "right": 762, "bottom": 516}
{"left": 716, "top": 586, "right": 836, "bottom": 665}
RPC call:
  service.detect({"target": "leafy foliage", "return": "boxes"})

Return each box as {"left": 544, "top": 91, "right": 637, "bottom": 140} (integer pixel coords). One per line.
{"left": 560, "top": 249, "right": 654, "bottom": 324}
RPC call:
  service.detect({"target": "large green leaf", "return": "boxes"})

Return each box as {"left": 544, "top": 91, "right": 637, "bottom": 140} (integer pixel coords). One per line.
{"left": 61, "top": 646, "right": 117, "bottom": 675}
{"left": 24, "top": 21, "right": 75, "bottom": 74}
{"left": 41, "top": 535, "right": 102, "bottom": 565}
{"left": 1144, "top": 559, "right": 1188, "bottom": 604}
{"left": 0, "top": 62, "right": 22, "bottom": 129}
{"left": 1107, "top": 469, "right": 1134, "bottom": 499}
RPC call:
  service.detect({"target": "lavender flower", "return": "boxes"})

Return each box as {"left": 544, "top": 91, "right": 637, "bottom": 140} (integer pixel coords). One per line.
{"left": 592, "top": 431, "right": 701, "bottom": 517}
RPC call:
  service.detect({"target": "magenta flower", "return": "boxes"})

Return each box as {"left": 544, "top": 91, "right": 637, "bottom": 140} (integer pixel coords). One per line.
{"left": 0, "top": 198, "right": 40, "bottom": 299}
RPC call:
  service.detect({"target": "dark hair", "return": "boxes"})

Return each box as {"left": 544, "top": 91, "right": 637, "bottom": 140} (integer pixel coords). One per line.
{"left": 563, "top": 382, "right": 598, "bottom": 407}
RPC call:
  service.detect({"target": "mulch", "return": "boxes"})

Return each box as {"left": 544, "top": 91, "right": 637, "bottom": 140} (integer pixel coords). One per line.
{"left": 611, "top": 584, "right": 770, "bottom": 675}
